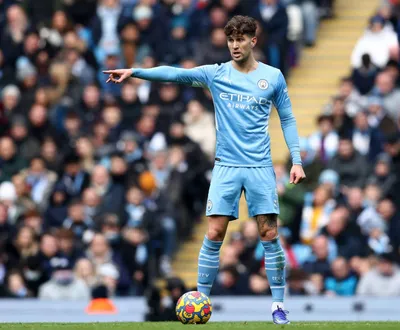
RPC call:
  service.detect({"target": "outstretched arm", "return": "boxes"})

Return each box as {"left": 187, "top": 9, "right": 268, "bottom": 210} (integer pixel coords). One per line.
{"left": 273, "top": 71, "right": 306, "bottom": 184}
{"left": 104, "top": 65, "right": 217, "bottom": 88}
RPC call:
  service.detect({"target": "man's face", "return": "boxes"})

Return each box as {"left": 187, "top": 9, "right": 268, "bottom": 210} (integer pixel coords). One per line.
{"left": 0, "top": 138, "right": 16, "bottom": 160}
{"left": 378, "top": 260, "right": 393, "bottom": 276}
{"left": 376, "top": 74, "right": 394, "bottom": 94}
{"left": 338, "top": 139, "right": 353, "bottom": 158}
{"left": 227, "top": 33, "right": 255, "bottom": 63}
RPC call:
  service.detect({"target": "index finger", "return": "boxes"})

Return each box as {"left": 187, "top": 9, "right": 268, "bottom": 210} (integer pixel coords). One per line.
{"left": 103, "top": 70, "right": 114, "bottom": 74}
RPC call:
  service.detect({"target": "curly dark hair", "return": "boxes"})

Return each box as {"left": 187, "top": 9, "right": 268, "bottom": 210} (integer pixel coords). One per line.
{"left": 224, "top": 15, "right": 257, "bottom": 37}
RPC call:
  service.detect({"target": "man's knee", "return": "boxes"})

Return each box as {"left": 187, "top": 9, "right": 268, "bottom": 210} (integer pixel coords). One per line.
{"left": 206, "top": 227, "right": 225, "bottom": 241}
{"left": 206, "top": 216, "right": 229, "bottom": 241}
{"left": 256, "top": 214, "right": 278, "bottom": 241}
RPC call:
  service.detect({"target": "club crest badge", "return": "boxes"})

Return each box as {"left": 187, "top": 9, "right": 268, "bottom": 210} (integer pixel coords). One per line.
{"left": 258, "top": 79, "right": 268, "bottom": 90}
{"left": 207, "top": 200, "right": 213, "bottom": 211}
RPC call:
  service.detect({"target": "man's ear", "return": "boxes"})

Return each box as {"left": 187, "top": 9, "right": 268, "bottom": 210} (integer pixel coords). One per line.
{"left": 251, "top": 36, "right": 257, "bottom": 48}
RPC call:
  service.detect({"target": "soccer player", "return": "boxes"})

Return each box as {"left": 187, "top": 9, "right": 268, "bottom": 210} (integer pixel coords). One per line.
{"left": 104, "top": 15, "right": 305, "bottom": 324}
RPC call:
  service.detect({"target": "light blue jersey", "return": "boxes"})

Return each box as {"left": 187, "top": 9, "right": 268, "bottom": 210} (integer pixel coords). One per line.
{"left": 132, "top": 61, "right": 301, "bottom": 166}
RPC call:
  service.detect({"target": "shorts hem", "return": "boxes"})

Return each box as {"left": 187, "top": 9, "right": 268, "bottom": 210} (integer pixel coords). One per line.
{"left": 249, "top": 210, "right": 280, "bottom": 218}
{"left": 206, "top": 212, "right": 238, "bottom": 221}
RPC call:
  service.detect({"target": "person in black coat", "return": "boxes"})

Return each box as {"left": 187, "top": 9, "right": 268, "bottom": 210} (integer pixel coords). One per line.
{"left": 252, "top": 0, "right": 289, "bottom": 74}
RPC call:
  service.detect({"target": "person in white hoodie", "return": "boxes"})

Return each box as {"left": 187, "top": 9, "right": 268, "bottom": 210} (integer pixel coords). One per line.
{"left": 351, "top": 15, "right": 398, "bottom": 69}
{"left": 183, "top": 100, "right": 216, "bottom": 162}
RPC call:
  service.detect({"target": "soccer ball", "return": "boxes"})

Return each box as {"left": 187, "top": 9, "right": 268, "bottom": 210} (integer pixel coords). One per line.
{"left": 175, "top": 291, "right": 212, "bottom": 324}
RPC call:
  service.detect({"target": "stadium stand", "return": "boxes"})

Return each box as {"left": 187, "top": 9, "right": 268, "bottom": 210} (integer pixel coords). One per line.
{"left": 0, "top": 0, "right": 399, "bottom": 314}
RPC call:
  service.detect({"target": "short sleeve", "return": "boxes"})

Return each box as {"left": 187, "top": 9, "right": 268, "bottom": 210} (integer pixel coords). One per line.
{"left": 272, "top": 71, "right": 292, "bottom": 110}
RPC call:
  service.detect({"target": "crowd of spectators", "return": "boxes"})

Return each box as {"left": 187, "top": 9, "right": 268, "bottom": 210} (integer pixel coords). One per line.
{"left": 0, "top": 0, "right": 335, "bottom": 299}
{"left": 218, "top": 0, "right": 400, "bottom": 298}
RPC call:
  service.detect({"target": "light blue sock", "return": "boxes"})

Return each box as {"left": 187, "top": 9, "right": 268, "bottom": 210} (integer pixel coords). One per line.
{"left": 197, "top": 236, "right": 222, "bottom": 296}
{"left": 261, "top": 237, "right": 286, "bottom": 303}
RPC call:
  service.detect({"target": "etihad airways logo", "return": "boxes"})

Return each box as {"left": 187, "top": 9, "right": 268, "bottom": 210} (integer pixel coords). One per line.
{"left": 219, "top": 92, "right": 269, "bottom": 105}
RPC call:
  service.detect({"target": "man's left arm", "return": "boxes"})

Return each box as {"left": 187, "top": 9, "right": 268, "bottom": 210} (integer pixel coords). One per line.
{"left": 273, "top": 71, "right": 305, "bottom": 184}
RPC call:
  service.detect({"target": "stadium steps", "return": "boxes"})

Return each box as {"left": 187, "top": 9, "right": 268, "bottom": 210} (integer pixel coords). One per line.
{"left": 171, "top": 0, "right": 377, "bottom": 289}
{"left": 269, "top": 0, "right": 378, "bottom": 162}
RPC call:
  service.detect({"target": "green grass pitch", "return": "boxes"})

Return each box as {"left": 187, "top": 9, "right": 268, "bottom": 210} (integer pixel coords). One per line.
{"left": 0, "top": 323, "right": 399, "bottom": 330}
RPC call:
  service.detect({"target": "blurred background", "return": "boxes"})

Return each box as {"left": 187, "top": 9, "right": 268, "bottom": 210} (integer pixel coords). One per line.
{"left": 0, "top": 0, "right": 399, "bottom": 323}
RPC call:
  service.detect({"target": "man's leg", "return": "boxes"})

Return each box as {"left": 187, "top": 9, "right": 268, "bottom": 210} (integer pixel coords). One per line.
{"left": 197, "top": 216, "right": 229, "bottom": 296}
{"left": 198, "top": 165, "right": 242, "bottom": 296}
{"left": 256, "top": 214, "right": 289, "bottom": 324}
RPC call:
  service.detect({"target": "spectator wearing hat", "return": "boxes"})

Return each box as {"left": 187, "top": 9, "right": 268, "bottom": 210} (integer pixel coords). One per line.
{"left": 356, "top": 252, "right": 400, "bottom": 296}
{"left": 366, "top": 94, "right": 397, "bottom": 136}
{"left": 117, "top": 131, "right": 147, "bottom": 179}
{"left": 252, "top": 0, "right": 289, "bottom": 74}
{"left": 351, "top": 15, "right": 398, "bottom": 69}
{"left": 0, "top": 136, "right": 28, "bottom": 182}
{"left": 57, "top": 153, "right": 90, "bottom": 200}
{"left": 366, "top": 153, "right": 396, "bottom": 197}
{"left": 44, "top": 183, "right": 69, "bottom": 229}
{"left": 10, "top": 115, "right": 41, "bottom": 162}
{"left": 308, "top": 114, "right": 339, "bottom": 165}
{"left": 38, "top": 256, "right": 90, "bottom": 300}
{"left": 16, "top": 61, "right": 39, "bottom": 112}
{"left": 133, "top": 4, "right": 169, "bottom": 63}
